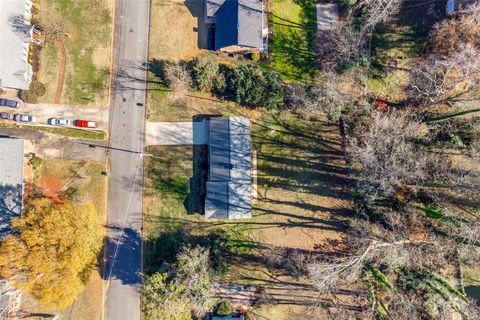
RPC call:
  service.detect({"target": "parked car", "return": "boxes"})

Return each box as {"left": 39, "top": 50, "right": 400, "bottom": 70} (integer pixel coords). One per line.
{"left": 74, "top": 119, "right": 97, "bottom": 128}
{"left": 14, "top": 114, "right": 37, "bottom": 123}
{"left": 0, "top": 112, "right": 13, "bottom": 120}
{"left": 136, "top": 102, "right": 144, "bottom": 107}
{"left": 48, "top": 118, "right": 71, "bottom": 126}
{"left": 0, "top": 98, "right": 19, "bottom": 108}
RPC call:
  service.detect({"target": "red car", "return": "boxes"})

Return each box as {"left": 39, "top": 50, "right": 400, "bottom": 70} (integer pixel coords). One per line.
{"left": 74, "top": 119, "right": 97, "bottom": 128}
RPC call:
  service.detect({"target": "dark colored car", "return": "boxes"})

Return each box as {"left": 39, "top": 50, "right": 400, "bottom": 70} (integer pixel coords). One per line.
{"left": 0, "top": 112, "right": 14, "bottom": 120}
{"left": 0, "top": 99, "right": 19, "bottom": 108}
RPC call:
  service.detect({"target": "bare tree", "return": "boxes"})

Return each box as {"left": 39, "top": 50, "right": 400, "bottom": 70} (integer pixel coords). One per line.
{"left": 350, "top": 111, "right": 433, "bottom": 203}
{"left": 354, "top": 0, "right": 403, "bottom": 33}
{"left": 409, "top": 45, "right": 480, "bottom": 109}
{"left": 164, "top": 61, "right": 192, "bottom": 94}
{"left": 285, "top": 74, "right": 352, "bottom": 121}
{"left": 315, "top": 0, "right": 402, "bottom": 71}
{"left": 315, "top": 22, "right": 365, "bottom": 71}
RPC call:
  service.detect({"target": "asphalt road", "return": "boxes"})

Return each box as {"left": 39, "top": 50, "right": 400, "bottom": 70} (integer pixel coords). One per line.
{"left": 104, "top": 1, "right": 150, "bottom": 320}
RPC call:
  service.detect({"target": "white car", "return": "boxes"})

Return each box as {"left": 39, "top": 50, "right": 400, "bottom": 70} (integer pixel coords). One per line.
{"left": 48, "top": 118, "right": 71, "bottom": 126}
{"left": 14, "top": 114, "right": 37, "bottom": 123}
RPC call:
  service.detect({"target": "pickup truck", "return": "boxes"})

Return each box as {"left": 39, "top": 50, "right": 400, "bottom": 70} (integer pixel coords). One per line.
{"left": 74, "top": 120, "right": 97, "bottom": 128}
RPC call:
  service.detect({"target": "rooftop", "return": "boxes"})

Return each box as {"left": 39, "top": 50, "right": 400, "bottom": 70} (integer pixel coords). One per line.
{"left": 0, "top": 138, "right": 24, "bottom": 238}
{"left": 211, "top": 0, "right": 263, "bottom": 50}
{"left": 0, "top": 0, "right": 32, "bottom": 90}
{"left": 205, "top": 117, "right": 252, "bottom": 219}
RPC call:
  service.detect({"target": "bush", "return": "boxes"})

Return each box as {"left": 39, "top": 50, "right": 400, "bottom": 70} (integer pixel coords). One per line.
{"left": 250, "top": 52, "right": 260, "bottom": 61}
{"left": 19, "top": 80, "right": 46, "bottom": 103}
{"left": 190, "top": 56, "right": 220, "bottom": 91}
{"left": 29, "top": 155, "right": 43, "bottom": 169}
{"left": 214, "top": 300, "right": 233, "bottom": 316}
{"left": 227, "top": 64, "right": 284, "bottom": 109}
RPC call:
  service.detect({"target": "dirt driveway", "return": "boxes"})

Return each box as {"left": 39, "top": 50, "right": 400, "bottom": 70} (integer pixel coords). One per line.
{"left": 0, "top": 127, "right": 107, "bottom": 163}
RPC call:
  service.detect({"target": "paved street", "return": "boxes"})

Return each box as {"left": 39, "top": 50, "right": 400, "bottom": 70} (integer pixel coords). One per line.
{"left": 104, "top": 1, "right": 150, "bottom": 320}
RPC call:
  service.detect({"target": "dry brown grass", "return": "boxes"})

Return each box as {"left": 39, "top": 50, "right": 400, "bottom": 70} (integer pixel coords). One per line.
{"left": 149, "top": 0, "right": 201, "bottom": 61}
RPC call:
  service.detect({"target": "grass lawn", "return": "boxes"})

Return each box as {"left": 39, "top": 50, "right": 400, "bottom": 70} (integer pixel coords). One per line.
{"left": 143, "top": 111, "right": 353, "bottom": 317}
{"left": 268, "top": 0, "right": 317, "bottom": 82}
{"left": 38, "top": 0, "right": 112, "bottom": 106}
{"left": 20, "top": 160, "right": 107, "bottom": 319}
{"left": 0, "top": 122, "right": 106, "bottom": 140}
{"left": 149, "top": 0, "right": 201, "bottom": 61}
{"left": 366, "top": 1, "right": 445, "bottom": 100}
{"left": 367, "top": 22, "right": 424, "bottom": 99}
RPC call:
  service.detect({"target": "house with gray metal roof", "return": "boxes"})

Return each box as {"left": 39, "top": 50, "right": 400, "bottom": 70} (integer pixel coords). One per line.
{"left": 0, "top": 138, "right": 24, "bottom": 238}
{"left": 205, "top": 117, "right": 252, "bottom": 219}
{"left": 0, "top": 0, "right": 33, "bottom": 90}
{"left": 204, "top": 0, "right": 267, "bottom": 53}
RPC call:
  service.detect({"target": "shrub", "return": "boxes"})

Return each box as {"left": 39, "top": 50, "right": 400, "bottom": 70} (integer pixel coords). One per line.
{"left": 19, "top": 80, "right": 46, "bottom": 103}
{"left": 250, "top": 52, "right": 260, "bottom": 61}
{"left": 227, "top": 64, "right": 284, "bottom": 109}
{"left": 190, "top": 56, "right": 220, "bottom": 91}
{"left": 214, "top": 300, "right": 233, "bottom": 316}
{"left": 29, "top": 155, "right": 43, "bottom": 169}
{"left": 164, "top": 61, "right": 192, "bottom": 93}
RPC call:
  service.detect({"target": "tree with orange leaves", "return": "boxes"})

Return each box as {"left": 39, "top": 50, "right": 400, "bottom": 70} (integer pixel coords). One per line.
{"left": 0, "top": 197, "right": 102, "bottom": 310}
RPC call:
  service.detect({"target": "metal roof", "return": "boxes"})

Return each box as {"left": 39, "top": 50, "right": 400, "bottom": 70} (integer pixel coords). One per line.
{"left": 214, "top": 0, "right": 263, "bottom": 50}
{"left": 0, "top": 138, "right": 24, "bottom": 238}
{"left": 205, "top": 117, "right": 252, "bottom": 219}
{"left": 0, "top": 0, "right": 32, "bottom": 90}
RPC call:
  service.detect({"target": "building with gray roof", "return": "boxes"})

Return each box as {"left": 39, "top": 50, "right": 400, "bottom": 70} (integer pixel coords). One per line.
{"left": 0, "top": 138, "right": 24, "bottom": 238}
{"left": 0, "top": 0, "right": 33, "bottom": 90}
{"left": 205, "top": 117, "right": 252, "bottom": 219}
{"left": 205, "top": 0, "right": 267, "bottom": 53}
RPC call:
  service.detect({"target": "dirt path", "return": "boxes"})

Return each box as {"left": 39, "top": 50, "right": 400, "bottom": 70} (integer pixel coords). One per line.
{"left": 54, "top": 43, "right": 66, "bottom": 104}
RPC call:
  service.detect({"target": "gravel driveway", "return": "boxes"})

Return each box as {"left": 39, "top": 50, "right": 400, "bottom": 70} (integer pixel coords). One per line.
{"left": 0, "top": 103, "right": 109, "bottom": 130}
{"left": 0, "top": 127, "right": 107, "bottom": 163}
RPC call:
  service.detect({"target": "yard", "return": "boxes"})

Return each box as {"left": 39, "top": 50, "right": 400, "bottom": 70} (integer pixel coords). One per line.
{"left": 37, "top": 0, "right": 113, "bottom": 106}
{"left": 268, "top": 0, "right": 317, "bottom": 81}
{"left": 149, "top": 0, "right": 201, "bottom": 61}
{"left": 143, "top": 111, "right": 355, "bottom": 317}
{"left": 366, "top": 0, "right": 445, "bottom": 100}
{"left": 20, "top": 159, "right": 107, "bottom": 319}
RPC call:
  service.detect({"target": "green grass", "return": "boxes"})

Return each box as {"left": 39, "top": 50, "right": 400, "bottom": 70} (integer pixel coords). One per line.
{"left": 0, "top": 122, "right": 106, "bottom": 140}
{"left": 367, "top": 19, "right": 426, "bottom": 98}
{"left": 143, "top": 111, "right": 351, "bottom": 317}
{"left": 65, "top": 48, "right": 110, "bottom": 105}
{"left": 268, "top": 0, "right": 317, "bottom": 82}
{"left": 40, "top": 0, "right": 112, "bottom": 105}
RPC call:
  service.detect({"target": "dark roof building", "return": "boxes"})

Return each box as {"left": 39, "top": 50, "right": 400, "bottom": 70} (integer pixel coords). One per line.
{"left": 205, "top": 117, "right": 252, "bottom": 219}
{"left": 205, "top": 0, "right": 266, "bottom": 53}
{"left": 0, "top": 138, "right": 24, "bottom": 238}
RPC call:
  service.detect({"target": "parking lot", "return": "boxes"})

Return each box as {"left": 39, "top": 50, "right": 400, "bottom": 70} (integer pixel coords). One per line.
{"left": 0, "top": 101, "right": 109, "bottom": 130}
